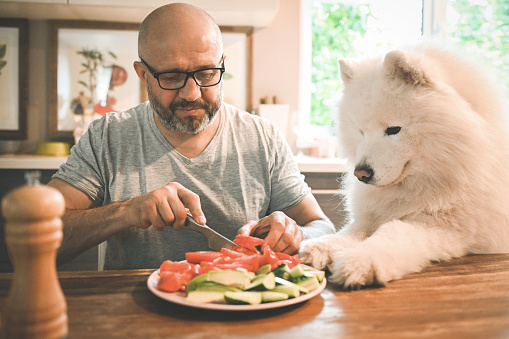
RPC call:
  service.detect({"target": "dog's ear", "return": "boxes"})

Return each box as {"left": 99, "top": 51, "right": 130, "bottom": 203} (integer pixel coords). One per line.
{"left": 384, "top": 50, "right": 430, "bottom": 86}
{"left": 338, "top": 58, "right": 354, "bottom": 84}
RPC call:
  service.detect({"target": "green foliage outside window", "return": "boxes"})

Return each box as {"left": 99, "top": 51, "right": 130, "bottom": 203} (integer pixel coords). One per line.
{"left": 310, "top": 0, "right": 509, "bottom": 129}
{"left": 311, "top": 2, "right": 373, "bottom": 127}
{"left": 448, "top": 0, "right": 509, "bottom": 91}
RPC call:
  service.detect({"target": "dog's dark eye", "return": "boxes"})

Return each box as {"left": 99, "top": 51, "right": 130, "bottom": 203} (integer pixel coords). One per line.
{"left": 385, "top": 126, "right": 401, "bottom": 135}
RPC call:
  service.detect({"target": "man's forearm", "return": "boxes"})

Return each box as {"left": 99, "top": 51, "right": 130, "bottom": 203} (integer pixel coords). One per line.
{"left": 301, "top": 217, "right": 337, "bottom": 240}
{"left": 57, "top": 201, "right": 131, "bottom": 266}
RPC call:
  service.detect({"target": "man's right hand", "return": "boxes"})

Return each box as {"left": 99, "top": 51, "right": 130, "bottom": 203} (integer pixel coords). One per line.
{"left": 127, "top": 182, "right": 206, "bottom": 230}
{"left": 47, "top": 179, "right": 206, "bottom": 265}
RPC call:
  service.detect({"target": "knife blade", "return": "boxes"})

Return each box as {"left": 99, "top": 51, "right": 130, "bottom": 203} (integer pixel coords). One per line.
{"left": 185, "top": 213, "right": 236, "bottom": 251}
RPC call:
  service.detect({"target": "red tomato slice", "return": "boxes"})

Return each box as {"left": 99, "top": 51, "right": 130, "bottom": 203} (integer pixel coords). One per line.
{"left": 210, "top": 256, "right": 235, "bottom": 265}
{"left": 160, "top": 260, "right": 201, "bottom": 280}
{"left": 160, "top": 260, "right": 193, "bottom": 273}
{"left": 157, "top": 271, "right": 184, "bottom": 292}
{"left": 259, "top": 246, "right": 280, "bottom": 270}
{"left": 185, "top": 251, "right": 223, "bottom": 264}
{"left": 178, "top": 271, "right": 194, "bottom": 288}
{"left": 275, "top": 252, "right": 301, "bottom": 269}
{"left": 220, "top": 247, "right": 246, "bottom": 258}
{"left": 232, "top": 246, "right": 259, "bottom": 255}
{"left": 233, "top": 235, "right": 264, "bottom": 253}
{"left": 234, "top": 254, "right": 261, "bottom": 272}
{"left": 199, "top": 263, "right": 223, "bottom": 274}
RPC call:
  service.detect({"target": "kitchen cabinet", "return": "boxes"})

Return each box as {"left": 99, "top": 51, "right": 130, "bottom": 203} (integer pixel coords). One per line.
{"left": 302, "top": 172, "right": 347, "bottom": 230}
{"left": 0, "top": 168, "right": 98, "bottom": 273}
{"left": 0, "top": 0, "right": 279, "bottom": 27}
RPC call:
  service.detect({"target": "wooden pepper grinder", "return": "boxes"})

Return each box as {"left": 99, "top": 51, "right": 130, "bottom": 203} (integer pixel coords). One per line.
{"left": 1, "top": 171, "right": 68, "bottom": 339}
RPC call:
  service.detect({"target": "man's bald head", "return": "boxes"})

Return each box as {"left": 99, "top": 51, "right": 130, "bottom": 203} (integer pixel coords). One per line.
{"left": 138, "top": 3, "right": 223, "bottom": 62}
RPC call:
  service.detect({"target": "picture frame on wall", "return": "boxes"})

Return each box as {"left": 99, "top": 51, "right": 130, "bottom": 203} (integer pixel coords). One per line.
{"left": 49, "top": 21, "right": 253, "bottom": 140}
{"left": 48, "top": 20, "right": 142, "bottom": 140}
{"left": 220, "top": 26, "right": 253, "bottom": 113}
{"left": 0, "top": 18, "right": 28, "bottom": 140}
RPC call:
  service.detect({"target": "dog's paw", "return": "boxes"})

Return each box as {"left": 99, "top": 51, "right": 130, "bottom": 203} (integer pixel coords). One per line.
{"left": 299, "top": 234, "right": 352, "bottom": 270}
{"left": 327, "top": 248, "right": 386, "bottom": 289}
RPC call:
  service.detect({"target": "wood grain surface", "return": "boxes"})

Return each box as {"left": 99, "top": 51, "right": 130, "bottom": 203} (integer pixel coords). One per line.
{"left": 1, "top": 254, "right": 508, "bottom": 338}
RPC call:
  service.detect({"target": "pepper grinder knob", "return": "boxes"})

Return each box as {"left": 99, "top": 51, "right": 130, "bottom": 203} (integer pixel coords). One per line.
{"left": 1, "top": 175, "right": 68, "bottom": 339}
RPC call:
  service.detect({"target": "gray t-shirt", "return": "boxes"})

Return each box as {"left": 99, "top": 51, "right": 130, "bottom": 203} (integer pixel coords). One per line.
{"left": 53, "top": 102, "right": 311, "bottom": 270}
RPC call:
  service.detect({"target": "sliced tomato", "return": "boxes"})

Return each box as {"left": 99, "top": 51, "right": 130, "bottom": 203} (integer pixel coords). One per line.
{"left": 220, "top": 247, "right": 246, "bottom": 258}
{"left": 160, "top": 260, "right": 193, "bottom": 273}
{"left": 275, "top": 252, "right": 301, "bottom": 269}
{"left": 157, "top": 271, "right": 185, "bottom": 292}
{"left": 234, "top": 254, "right": 261, "bottom": 272}
{"left": 160, "top": 260, "right": 201, "bottom": 279}
{"left": 198, "top": 263, "right": 221, "bottom": 274}
{"left": 259, "top": 246, "right": 280, "bottom": 270}
{"left": 233, "top": 235, "right": 264, "bottom": 253}
{"left": 232, "top": 246, "right": 259, "bottom": 255}
{"left": 199, "top": 262, "right": 238, "bottom": 273}
{"left": 178, "top": 271, "right": 194, "bottom": 287}
{"left": 185, "top": 251, "right": 223, "bottom": 264}
{"left": 210, "top": 255, "right": 235, "bottom": 265}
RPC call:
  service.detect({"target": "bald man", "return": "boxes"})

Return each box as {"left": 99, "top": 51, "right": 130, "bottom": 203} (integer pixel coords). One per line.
{"left": 49, "top": 3, "right": 335, "bottom": 270}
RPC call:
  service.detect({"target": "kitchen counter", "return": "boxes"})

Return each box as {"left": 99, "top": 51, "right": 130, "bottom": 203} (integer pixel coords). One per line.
{"left": 0, "top": 154, "right": 347, "bottom": 173}
{"left": 0, "top": 155, "right": 68, "bottom": 170}
{"left": 1, "top": 254, "right": 508, "bottom": 338}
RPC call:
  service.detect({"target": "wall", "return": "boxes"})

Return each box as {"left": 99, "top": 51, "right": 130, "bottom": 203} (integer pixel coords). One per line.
{"left": 15, "top": 0, "right": 301, "bottom": 153}
{"left": 252, "top": 0, "right": 300, "bottom": 112}
{"left": 252, "top": 0, "right": 300, "bottom": 150}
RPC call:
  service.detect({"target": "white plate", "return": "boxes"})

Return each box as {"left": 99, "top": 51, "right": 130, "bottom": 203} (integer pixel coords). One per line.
{"left": 147, "top": 267, "right": 327, "bottom": 311}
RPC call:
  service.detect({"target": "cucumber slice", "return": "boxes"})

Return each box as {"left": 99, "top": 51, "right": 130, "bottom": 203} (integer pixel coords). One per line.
{"left": 245, "top": 272, "right": 276, "bottom": 291}
{"left": 272, "top": 264, "right": 291, "bottom": 280}
{"left": 289, "top": 264, "right": 305, "bottom": 279}
{"left": 305, "top": 270, "right": 325, "bottom": 283}
{"left": 186, "top": 291, "right": 225, "bottom": 304}
{"left": 270, "top": 285, "right": 300, "bottom": 298}
{"left": 193, "top": 281, "right": 242, "bottom": 293}
{"left": 186, "top": 274, "right": 208, "bottom": 292}
{"left": 255, "top": 264, "right": 272, "bottom": 275}
{"left": 275, "top": 277, "right": 309, "bottom": 294}
{"left": 224, "top": 291, "right": 262, "bottom": 305}
{"left": 206, "top": 270, "right": 251, "bottom": 289}
{"left": 295, "top": 275, "right": 320, "bottom": 292}
{"left": 261, "top": 291, "right": 289, "bottom": 303}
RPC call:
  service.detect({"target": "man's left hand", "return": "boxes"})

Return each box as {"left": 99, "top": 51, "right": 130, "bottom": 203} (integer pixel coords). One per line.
{"left": 237, "top": 211, "right": 303, "bottom": 255}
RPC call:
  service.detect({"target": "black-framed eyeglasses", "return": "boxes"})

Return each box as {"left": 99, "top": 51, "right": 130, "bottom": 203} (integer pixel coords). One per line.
{"left": 140, "top": 55, "right": 225, "bottom": 90}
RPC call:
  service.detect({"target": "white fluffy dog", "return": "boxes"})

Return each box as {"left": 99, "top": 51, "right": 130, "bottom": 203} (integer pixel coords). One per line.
{"left": 299, "top": 45, "right": 509, "bottom": 289}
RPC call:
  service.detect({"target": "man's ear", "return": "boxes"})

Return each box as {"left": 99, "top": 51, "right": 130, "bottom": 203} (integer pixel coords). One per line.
{"left": 133, "top": 61, "right": 147, "bottom": 82}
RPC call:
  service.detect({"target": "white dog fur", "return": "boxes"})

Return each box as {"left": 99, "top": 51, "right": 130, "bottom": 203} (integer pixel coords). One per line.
{"left": 299, "top": 45, "right": 509, "bottom": 289}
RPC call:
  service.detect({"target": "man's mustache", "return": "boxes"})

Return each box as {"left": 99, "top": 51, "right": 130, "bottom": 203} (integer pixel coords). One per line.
{"left": 171, "top": 99, "right": 209, "bottom": 110}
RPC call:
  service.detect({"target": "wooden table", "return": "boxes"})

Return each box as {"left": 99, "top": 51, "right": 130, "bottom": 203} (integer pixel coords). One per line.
{"left": 1, "top": 254, "right": 508, "bottom": 338}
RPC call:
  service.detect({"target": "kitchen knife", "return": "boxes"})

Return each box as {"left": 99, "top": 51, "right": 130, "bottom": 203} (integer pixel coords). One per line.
{"left": 185, "top": 213, "right": 236, "bottom": 251}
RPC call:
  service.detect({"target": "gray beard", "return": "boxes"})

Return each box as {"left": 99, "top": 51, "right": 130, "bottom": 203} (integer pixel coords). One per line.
{"left": 148, "top": 81, "right": 222, "bottom": 135}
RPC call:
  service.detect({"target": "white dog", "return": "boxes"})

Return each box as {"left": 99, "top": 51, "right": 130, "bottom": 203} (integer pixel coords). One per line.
{"left": 299, "top": 45, "right": 509, "bottom": 289}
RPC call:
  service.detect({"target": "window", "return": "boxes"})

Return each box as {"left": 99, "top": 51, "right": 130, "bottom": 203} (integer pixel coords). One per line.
{"left": 445, "top": 0, "right": 509, "bottom": 91}
{"left": 299, "top": 0, "right": 509, "bottom": 146}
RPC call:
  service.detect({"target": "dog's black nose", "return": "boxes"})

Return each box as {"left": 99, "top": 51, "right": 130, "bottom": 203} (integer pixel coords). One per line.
{"left": 354, "top": 165, "right": 374, "bottom": 183}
